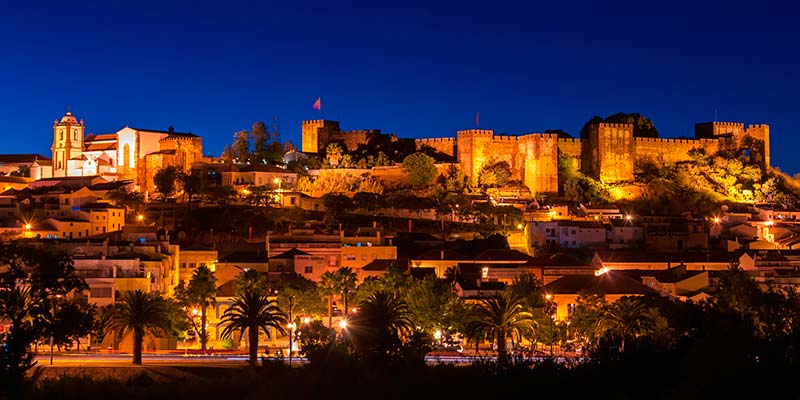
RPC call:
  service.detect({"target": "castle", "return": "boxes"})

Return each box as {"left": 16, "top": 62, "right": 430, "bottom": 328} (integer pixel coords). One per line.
{"left": 49, "top": 110, "right": 203, "bottom": 194}
{"left": 302, "top": 119, "right": 770, "bottom": 193}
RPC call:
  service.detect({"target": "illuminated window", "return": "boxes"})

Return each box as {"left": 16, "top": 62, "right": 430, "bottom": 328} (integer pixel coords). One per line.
{"left": 481, "top": 267, "right": 489, "bottom": 279}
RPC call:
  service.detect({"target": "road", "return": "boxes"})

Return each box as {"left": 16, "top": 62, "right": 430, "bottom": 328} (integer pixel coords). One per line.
{"left": 33, "top": 353, "right": 576, "bottom": 367}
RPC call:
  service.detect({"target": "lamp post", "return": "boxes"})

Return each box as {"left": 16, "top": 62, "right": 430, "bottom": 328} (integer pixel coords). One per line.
{"left": 545, "top": 294, "right": 554, "bottom": 357}
{"left": 287, "top": 294, "right": 295, "bottom": 366}
{"left": 50, "top": 294, "right": 62, "bottom": 365}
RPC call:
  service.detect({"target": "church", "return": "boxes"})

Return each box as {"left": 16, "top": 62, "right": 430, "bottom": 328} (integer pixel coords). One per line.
{"left": 48, "top": 110, "right": 204, "bottom": 194}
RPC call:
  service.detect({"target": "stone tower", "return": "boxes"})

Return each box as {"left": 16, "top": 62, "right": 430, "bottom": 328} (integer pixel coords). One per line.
{"left": 586, "top": 123, "right": 634, "bottom": 183}
{"left": 301, "top": 120, "right": 341, "bottom": 153}
{"left": 51, "top": 110, "right": 85, "bottom": 177}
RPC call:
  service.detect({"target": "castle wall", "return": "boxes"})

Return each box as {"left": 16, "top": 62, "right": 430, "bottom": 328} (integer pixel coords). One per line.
{"left": 557, "top": 138, "right": 583, "bottom": 170}
{"left": 746, "top": 124, "right": 770, "bottom": 167}
{"left": 329, "top": 129, "right": 377, "bottom": 152}
{"left": 633, "top": 137, "right": 719, "bottom": 164}
{"left": 415, "top": 137, "right": 456, "bottom": 157}
{"left": 456, "top": 130, "right": 558, "bottom": 194}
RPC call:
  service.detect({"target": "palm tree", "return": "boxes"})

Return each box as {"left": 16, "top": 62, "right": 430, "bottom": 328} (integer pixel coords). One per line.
{"left": 595, "top": 297, "right": 656, "bottom": 352}
{"left": 348, "top": 291, "right": 412, "bottom": 358}
{"left": 107, "top": 290, "right": 172, "bottom": 365}
{"left": 319, "top": 267, "right": 358, "bottom": 327}
{"left": 218, "top": 288, "right": 287, "bottom": 366}
{"left": 466, "top": 291, "right": 536, "bottom": 365}
{"left": 184, "top": 265, "right": 217, "bottom": 352}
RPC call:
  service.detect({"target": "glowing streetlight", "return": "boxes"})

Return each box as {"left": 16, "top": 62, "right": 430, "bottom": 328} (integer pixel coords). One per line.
{"left": 433, "top": 329, "right": 443, "bottom": 341}
{"left": 24, "top": 223, "right": 31, "bottom": 230}
{"left": 516, "top": 223, "right": 524, "bottom": 230}
{"left": 713, "top": 217, "right": 720, "bottom": 224}
{"left": 302, "top": 317, "right": 311, "bottom": 325}
{"left": 545, "top": 294, "right": 552, "bottom": 300}
{"left": 137, "top": 214, "right": 144, "bottom": 223}
{"left": 191, "top": 308, "right": 200, "bottom": 316}
{"left": 625, "top": 215, "right": 632, "bottom": 221}
{"left": 594, "top": 267, "right": 610, "bottom": 276}
{"left": 339, "top": 319, "right": 348, "bottom": 329}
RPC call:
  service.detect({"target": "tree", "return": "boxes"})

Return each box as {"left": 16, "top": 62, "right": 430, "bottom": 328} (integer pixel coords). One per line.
{"left": 325, "top": 143, "right": 344, "bottom": 168}
{"left": 405, "top": 276, "right": 466, "bottom": 336}
{"left": 0, "top": 246, "right": 93, "bottom": 388}
{"left": 218, "top": 288, "right": 287, "bottom": 367}
{"left": 478, "top": 159, "right": 511, "bottom": 188}
{"left": 275, "top": 273, "right": 326, "bottom": 318}
{"left": 402, "top": 152, "right": 437, "bottom": 188}
{"left": 178, "top": 170, "right": 204, "bottom": 203}
{"left": 508, "top": 273, "right": 545, "bottom": 311}
{"left": 596, "top": 297, "right": 657, "bottom": 352}
{"left": 319, "top": 268, "right": 357, "bottom": 327}
{"left": 176, "top": 265, "right": 217, "bottom": 352}
{"left": 0, "top": 287, "right": 42, "bottom": 388}
{"left": 250, "top": 121, "right": 269, "bottom": 164}
{"left": 221, "top": 145, "right": 235, "bottom": 164}
{"left": 153, "top": 165, "right": 180, "bottom": 201}
{"left": 569, "top": 291, "right": 607, "bottom": 350}
{"left": 232, "top": 130, "right": 251, "bottom": 163}
{"left": 347, "top": 291, "right": 413, "bottom": 362}
{"left": 107, "top": 290, "right": 172, "bottom": 365}
{"left": 466, "top": 291, "right": 536, "bottom": 365}
{"left": 105, "top": 188, "right": 144, "bottom": 214}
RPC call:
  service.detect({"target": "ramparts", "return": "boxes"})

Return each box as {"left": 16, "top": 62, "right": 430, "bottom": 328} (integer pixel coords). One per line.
{"left": 415, "top": 137, "right": 456, "bottom": 157}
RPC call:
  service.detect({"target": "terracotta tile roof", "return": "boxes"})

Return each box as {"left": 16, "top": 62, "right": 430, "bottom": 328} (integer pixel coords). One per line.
{"left": 544, "top": 271, "right": 657, "bottom": 295}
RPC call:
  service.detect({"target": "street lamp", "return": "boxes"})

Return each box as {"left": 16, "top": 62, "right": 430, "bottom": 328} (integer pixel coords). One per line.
{"left": 339, "top": 319, "right": 348, "bottom": 329}
{"left": 50, "top": 294, "right": 63, "bottom": 365}
{"left": 287, "top": 295, "right": 295, "bottom": 366}
{"left": 137, "top": 214, "right": 144, "bottom": 223}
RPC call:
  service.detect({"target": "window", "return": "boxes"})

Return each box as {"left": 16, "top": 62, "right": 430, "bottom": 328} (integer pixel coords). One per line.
{"left": 290, "top": 197, "right": 296, "bottom": 205}
{"left": 189, "top": 263, "right": 196, "bottom": 269}
{"left": 481, "top": 267, "right": 489, "bottom": 279}
{"left": 180, "top": 263, "right": 186, "bottom": 269}
{"left": 199, "top": 263, "right": 206, "bottom": 268}
{"left": 305, "top": 266, "right": 313, "bottom": 274}
{"left": 90, "top": 287, "right": 113, "bottom": 298}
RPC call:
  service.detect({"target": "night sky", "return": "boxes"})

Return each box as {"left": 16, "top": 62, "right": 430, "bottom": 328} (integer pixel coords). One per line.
{"left": 1, "top": 1, "right": 797, "bottom": 172}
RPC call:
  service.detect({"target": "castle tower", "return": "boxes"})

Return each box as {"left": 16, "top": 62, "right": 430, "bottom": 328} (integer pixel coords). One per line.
{"left": 51, "top": 110, "right": 85, "bottom": 177}
{"left": 586, "top": 123, "right": 634, "bottom": 183}
{"left": 695, "top": 121, "right": 770, "bottom": 168}
{"left": 456, "top": 129, "right": 494, "bottom": 185}
{"left": 301, "top": 120, "right": 341, "bottom": 153}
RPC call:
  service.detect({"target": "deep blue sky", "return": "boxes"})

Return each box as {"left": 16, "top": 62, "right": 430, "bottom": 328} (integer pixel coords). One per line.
{"left": 1, "top": 1, "right": 797, "bottom": 172}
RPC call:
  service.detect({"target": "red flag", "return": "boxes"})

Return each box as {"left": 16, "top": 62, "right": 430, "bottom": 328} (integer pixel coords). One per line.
{"left": 313, "top": 97, "right": 321, "bottom": 110}
{"left": 476, "top": 112, "right": 480, "bottom": 128}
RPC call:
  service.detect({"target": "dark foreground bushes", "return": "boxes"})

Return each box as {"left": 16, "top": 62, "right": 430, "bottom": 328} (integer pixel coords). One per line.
{"left": 10, "top": 353, "right": 800, "bottom": 400}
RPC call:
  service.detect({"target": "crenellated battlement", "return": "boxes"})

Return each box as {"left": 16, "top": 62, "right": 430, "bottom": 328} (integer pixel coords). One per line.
{"left": 713, "top": 121, "right": 745, "bottom": 128}
{"left": 634, "top": 137, "right": 702, "bottom": 145}
{"left": 300, "top": 117, "right": 770, "bottom": 193}
{"left": 598, "top": 123, "right": 634, "bottom": 130}
{"left": 557, "top": 137, "right": 583, "bottom": 145}
{"left": 457, "top": 129, "right": 494, "bottom": 138}
{"left": 415, "top": 137, "right": 456, "bottom": 144}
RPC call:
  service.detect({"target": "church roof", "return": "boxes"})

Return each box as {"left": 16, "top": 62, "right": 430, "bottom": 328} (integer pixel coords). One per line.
{"left": 59, "top": 111, "right": 79, "bottom": 124}
{"left": 130, "top": 127, "right": 199, "bottom": 137}
{"left": 85, "top": 133, "right": 117, "bottom": 142}
{"left": 85, "top": 142, "right": 117, "bottom": 152}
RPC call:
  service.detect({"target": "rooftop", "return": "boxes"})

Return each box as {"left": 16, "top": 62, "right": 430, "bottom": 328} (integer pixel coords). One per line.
{"left": 544, "top": 271, "right": 657, "bottom": 295}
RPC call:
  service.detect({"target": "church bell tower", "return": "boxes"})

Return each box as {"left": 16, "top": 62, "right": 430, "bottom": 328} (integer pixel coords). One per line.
{"left": 51, "top": 110, "right": 85, "bottom": 177}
